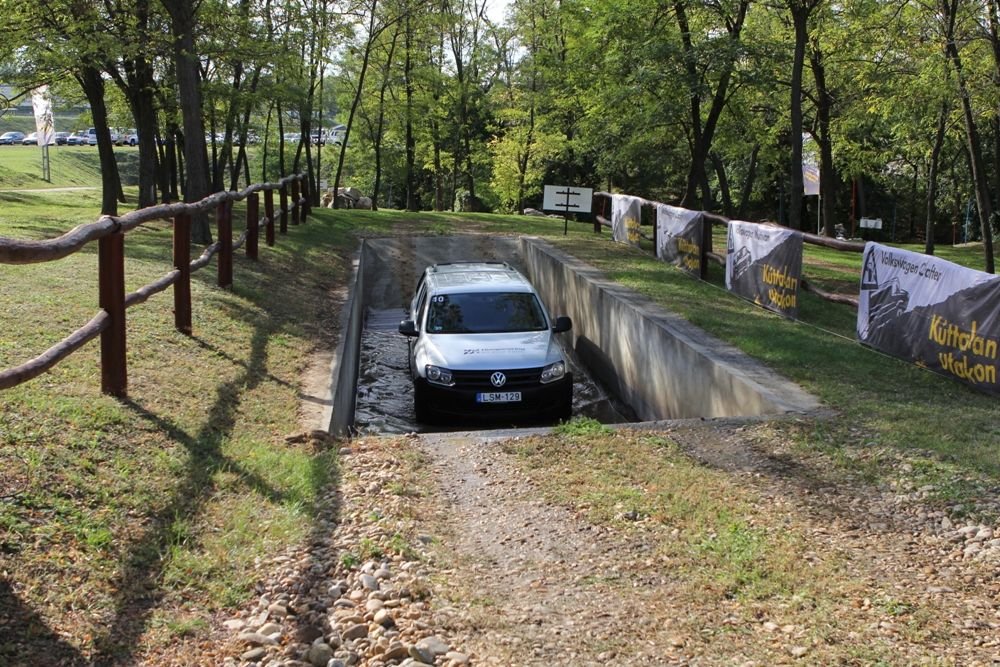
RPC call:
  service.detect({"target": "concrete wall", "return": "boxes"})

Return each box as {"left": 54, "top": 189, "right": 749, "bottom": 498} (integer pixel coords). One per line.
{"left": 324, "top": 245, "right": 365, "bottom": 435}
{"left": 521, "top": 238, "right": 821, "bottom": 420}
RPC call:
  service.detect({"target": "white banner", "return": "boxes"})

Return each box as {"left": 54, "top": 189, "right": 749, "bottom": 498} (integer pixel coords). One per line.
{"left": 857, "top": 243, "right": 999, "bottom": 394}
{"left": 31, "top": 86, "right": 54, "bottom": 146}
{"left": 802, "top": 133, "right": 819, "bottom": 196}
{"left": 655, "top": 204, "right": 702, "bottom": 274}
{"left": 611, "top": 194, "right": 642, "bottom": 246}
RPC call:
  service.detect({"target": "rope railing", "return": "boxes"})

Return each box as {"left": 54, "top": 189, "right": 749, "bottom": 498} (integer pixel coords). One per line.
{"left": 592, "top": 191, "right": 864, "bottom": 308}
{"left": 0, "top": 173, "right": 310, "bottom": 396}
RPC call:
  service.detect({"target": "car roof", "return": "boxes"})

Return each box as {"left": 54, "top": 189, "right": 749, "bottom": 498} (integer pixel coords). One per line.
{"left": 423, "top": 262, "right": 533, "bottom": 293}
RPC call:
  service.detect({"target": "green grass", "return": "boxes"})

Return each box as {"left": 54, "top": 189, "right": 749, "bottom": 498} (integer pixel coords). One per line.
{"left": 0, "top": 144, "right": 108, "bottom": 188}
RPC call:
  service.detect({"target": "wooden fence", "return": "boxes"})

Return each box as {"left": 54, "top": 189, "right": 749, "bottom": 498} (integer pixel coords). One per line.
{"left": 0, "top": 173, "right": 311, "bottom": 397}
{"left": 591, "top": 191, "right": 865, "bottom": 308}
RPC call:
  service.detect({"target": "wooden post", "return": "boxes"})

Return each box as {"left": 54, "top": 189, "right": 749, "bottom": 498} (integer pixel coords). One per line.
{"left": 218, "top": 198, "right": 233, "bottom": 288}
{"left": 98, "top": 229, "right": 127, "bottom": 397}
{"left": 595, "top": 195, "right": 605, "bottom": 233}
{"left": 291, "top": 178, "right": 300, "bottom": 226}
{"left": 265, "top": 188, "right": 275, "bottom": 246}
{"left": 279, "top": 184, "right": 288, "bottom": 234}
{"left": 174, "top": 213, "right": 192, "bottom": 334}
{"left": 301, "top": 175, "right": 310, "bottom": 220}
{"left": 247, "top": 192, "right": 259, "bottom": 260}
{"left": 700, "top": 216, "right": 711, "bottom": 280}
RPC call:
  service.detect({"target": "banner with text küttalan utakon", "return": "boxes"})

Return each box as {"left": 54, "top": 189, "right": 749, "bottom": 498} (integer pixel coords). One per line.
{"left": 857, "top": 242, "right": 999, "bottom": 395}
{"left": 725, "top": 221, "right": 803, "bottom": 318}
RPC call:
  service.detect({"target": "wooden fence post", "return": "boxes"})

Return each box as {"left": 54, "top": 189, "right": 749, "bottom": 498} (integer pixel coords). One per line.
{"left": 291, "top": 178, "right": 300, "bottom": 226}
{"left": 218, "top": 198, "right": 233, "bottom": 288}
{"left": 265, "top": 188, "right": 275, "bottom": 246}
{"left": 301, "top": 176, "right": 310, "bottom": 220}
{"left": 174, "top": 213, "right": 192, "bottom": 335}
{"left": 700, "top": 217, "right": 711, "bottom": 280}
{"left": 595, "top": 195, "right": 605, "bottom": 233}
{"left": 280, "top": 184, "right": 289, "bottom": 234}
{"left": 247, "top": 192, "right": 259, "bottom": 260}
{"left": 99, "top": 229, "right": 127, "bottom": 397}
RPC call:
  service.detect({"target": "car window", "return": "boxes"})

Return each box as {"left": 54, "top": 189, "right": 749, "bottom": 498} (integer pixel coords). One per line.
{"left": 426, "top": 292, "right": 547, "bottom": 333}
{"left": 415, "top": 287, "right": 428, "bottom": 329}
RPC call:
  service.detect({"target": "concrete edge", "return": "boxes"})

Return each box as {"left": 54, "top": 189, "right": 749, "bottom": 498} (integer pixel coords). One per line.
{"left": 323, "top": 242, "right": 365, "bottom": 436}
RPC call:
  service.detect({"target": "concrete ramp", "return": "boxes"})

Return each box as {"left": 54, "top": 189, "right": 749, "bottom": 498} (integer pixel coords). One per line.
{"left": 325, "top": 235, "right": 821, "bottom": 435}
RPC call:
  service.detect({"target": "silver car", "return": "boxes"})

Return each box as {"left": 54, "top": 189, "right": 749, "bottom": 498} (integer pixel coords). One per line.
{"left": 398, "top": 262, "right": 573, "bottom": 423}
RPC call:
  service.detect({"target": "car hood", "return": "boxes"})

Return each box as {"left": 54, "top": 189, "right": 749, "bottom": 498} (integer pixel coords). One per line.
{"left": 415, "top": 331, "right": 562, "bottom": 371}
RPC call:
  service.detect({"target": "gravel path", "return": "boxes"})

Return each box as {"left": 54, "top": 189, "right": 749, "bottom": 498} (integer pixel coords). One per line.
{"left": 204, "top": 423, "right": 999, "bottom": 666}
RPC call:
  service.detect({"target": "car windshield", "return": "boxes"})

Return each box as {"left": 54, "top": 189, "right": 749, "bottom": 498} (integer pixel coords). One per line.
{"left": 426, "top": 292, "right": 547, "bottom": 333}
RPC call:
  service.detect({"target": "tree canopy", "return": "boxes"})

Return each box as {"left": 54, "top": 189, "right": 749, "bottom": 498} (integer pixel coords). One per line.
{"left": 0, "top": 0, "right": 996, "bottom": 268}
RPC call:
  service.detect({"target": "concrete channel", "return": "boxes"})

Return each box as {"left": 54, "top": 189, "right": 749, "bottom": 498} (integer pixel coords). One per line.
{"left": 322, "top": 235, "right": 820, "bottom": 436}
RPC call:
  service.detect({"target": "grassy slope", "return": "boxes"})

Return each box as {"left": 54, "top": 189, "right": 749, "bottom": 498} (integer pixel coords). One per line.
{"left": 0, "top": 187, "right": 997, "bottom": 662}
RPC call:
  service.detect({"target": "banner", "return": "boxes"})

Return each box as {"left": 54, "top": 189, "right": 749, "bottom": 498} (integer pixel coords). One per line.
{"left": 655, "top": 204, "right": 702, "bottom": 275}
{"left": 857, "top": 243, "right": 1000, "bottom": 395}
{"left": 31, "top": 86, "right": 54, "bottom": 147}
{"left": 802, "top": 133, "right": 820, "bottom": 196}
{"left": 611, "top": 194, "right": 642, "bottom": 246}
{"left": 725, "top": 221, "right": 804, "bottom": 318}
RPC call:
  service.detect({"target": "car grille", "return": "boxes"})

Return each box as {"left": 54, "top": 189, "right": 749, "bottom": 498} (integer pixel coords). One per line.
{"left": 450, "top": 367, "right": 543, "bottom": 389}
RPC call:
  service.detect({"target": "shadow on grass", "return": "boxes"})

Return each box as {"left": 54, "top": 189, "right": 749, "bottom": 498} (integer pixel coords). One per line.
{"left": 0, "top": 579, "right": 88, "bottom": 666}
{"left": 78, "top": 322, "right": 296, "bottom": 664}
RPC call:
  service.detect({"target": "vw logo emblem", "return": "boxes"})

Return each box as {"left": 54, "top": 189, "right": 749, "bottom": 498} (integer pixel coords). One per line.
{"left": 490, "top": 372, "right": 507, "bottom": 388}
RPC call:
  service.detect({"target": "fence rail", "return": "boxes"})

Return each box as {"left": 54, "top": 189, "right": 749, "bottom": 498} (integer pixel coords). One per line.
{"left": 592, "top": 191, "right": 864, "bottom": 308}
{"left": 0, "top": 173, "right": 311, "bottom": 396}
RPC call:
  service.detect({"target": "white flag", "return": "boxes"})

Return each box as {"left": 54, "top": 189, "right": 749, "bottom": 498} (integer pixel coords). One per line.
{"left": 802, "top": 133, "right": 820, "bottom": 196}
{"left": 31, "top": 86, "right": 55, "bottom": 146}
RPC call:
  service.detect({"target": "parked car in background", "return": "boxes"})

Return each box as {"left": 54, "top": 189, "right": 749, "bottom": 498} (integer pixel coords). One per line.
{"left": 85, "top": 128, "right": 98, "bottom": 145}
{"left": 21, "top": 132, "right": 38, "bottom": 145}
{"left": 123, "top": 129, "right": 139, "bottom": 146}
{"left": 0, "top": 131, "right": 25, "bottom": 145}
{"left": 54, "top": 132, "right": 69, "bottom": 145}
{"left": 66, "top": 131, "right": 89, "bottom": 145}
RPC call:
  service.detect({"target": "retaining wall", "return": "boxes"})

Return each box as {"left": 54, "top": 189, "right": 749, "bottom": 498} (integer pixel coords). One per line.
{"left": 520, "top": 238, "right": 821, "bottom": 420}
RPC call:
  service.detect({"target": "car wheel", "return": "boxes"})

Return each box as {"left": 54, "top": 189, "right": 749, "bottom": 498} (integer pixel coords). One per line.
{"left": 413, "top": 383, "right": 434, "bottom": 424}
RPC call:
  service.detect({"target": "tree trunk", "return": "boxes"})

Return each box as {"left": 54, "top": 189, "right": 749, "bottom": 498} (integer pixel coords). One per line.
{"left": 333, "top": 0, "right": 380, "bottom": 209}
{"left": 78, "top": 67, "right": 122, "bottom": 216}
{"left": 942, "top": 0, "right": 995, "bottom": 272}
{"left": 787, "top": 1, "right": 811, "bottom": 231}
{"left": 675, "top": 0, "right": 748, "bottom": 211}
{"left": 926, "top": 101, "right": 948, "bottom": 255}
{"left": 163, "top": 0, "right": 212, "bottom": 243}
{"left": 404, "top": 12, "right": 418, "bottom": 211}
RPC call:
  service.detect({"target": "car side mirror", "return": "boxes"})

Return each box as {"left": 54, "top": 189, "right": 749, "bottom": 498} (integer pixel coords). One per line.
{"left": 398, "top": 319, "right": 418, "bottom": 337}
{"left": 552, "top": 316, "right": 572, "bottom": 334}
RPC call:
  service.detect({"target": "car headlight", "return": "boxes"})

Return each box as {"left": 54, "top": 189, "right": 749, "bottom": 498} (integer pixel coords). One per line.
{"left": 425, "top": 365, "right": 454, "bottom": 387}
{"left": 540, "top": 361, "right": 566, "bottom": 384}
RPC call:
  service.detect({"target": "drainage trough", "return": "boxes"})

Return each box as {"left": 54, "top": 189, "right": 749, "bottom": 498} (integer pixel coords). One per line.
{"left": 323, "top": 235, "right": 820, "bottom": 435}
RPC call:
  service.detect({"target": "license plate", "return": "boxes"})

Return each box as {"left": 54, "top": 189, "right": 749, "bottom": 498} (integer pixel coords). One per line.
{"left": 476, "top": 391, "right": 522, "bottom": 403}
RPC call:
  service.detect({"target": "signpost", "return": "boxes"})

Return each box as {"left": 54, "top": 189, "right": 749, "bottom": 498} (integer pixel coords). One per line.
{"left": 543, "top": 184, "right": 593, "bottom": 235}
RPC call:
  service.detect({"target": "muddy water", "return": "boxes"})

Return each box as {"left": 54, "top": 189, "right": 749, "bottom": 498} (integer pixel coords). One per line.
{"left": 353, "top": 308, "right": 634, "bottom": 435}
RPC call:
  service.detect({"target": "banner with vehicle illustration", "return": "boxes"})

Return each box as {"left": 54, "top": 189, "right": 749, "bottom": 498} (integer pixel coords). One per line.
{"left": 611, "top": 194, "right": 642, "bottom": 246}
{"left": 725, "top": 221, "right": 803, "bottom": 318}
{"left": 857, "top": 243, "right": 1000, "bottom": 395}
{"left": 655, "top": 204, "right": 702, "bottom": 275}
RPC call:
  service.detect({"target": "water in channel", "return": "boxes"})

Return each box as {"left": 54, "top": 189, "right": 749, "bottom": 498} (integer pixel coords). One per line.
{"left": 353, "top": 308, "right": 634, "bottom": 435}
